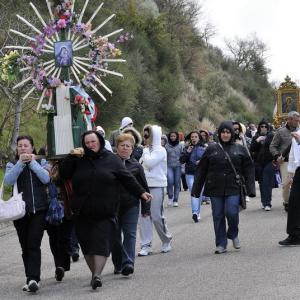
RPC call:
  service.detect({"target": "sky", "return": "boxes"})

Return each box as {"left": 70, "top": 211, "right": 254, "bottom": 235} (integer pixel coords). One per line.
{"left": 200, "top": 0, "right": 300, "bottom": 85}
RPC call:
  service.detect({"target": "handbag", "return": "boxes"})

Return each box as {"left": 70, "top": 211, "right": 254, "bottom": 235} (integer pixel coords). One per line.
{"left": 218, "top": 143, "right": 247, "bottom": 209}
{"left": 45, "top": 181, "right": 64, "bottom": 225}
{"left": 0, "top": 181, "right": 26, "bottom": 222}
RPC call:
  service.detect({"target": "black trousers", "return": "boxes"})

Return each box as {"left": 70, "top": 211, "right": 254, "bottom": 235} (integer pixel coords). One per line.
{"left": 46, "top": 219, "right": 74, "bottom": 271}
{"left": 14, "top": 210, "right": 46, "bottom": 283}
{"left": 287, "top": 167, "right": 300, "bottom": 238}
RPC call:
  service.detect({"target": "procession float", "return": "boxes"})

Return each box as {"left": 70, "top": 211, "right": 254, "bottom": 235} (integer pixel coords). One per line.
{"left": 3, "top": 0, "right": 129, "bottom": 158}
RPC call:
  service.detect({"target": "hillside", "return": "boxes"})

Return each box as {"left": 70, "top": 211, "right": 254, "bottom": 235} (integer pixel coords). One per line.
{"left": 0, "top": 0, "right": 275, "bottom": 155}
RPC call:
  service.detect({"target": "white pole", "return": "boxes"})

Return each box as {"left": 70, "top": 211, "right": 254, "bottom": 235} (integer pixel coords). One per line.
{"left": 22, "top": 86, "right": 36, "bottom": 101}
{"left": 90, "top": 83, "right": 107, "bottom": 102}
{"left": 13, "top": 76, "right": 33, "bottom": 90}
{"left": 91, "top": 14, "right": 116, "bottom": 34}
{"left": 93, "top": 76, "right": 112, "bottom": 94}
{"left": 103, "top": 28, "right": 123, "bottom": 39}
{"left": 87, "top": 3, "right": 104, "bottom": 24}
{"left": 36, "top": 88, "right": 47, "bottom": 111}
{"left": 30, "top": 2, "right": 57, "bottom": 42}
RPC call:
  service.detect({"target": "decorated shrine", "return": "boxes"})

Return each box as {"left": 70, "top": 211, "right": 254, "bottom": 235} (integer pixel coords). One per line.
{"left": 273, "top": 76, "right": 300, "bottom": 127}
{"left": 4, "top": 0, "right": 129, "bottom": 158}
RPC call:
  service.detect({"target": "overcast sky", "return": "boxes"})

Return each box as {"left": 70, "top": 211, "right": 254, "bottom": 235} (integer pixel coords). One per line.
{"left": 201, "top": 0, "right": 300, "bottom": 85}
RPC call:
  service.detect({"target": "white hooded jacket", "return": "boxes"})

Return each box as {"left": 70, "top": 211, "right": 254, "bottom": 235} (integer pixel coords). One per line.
{"left": 288, "top": 129, "right": 300, "bottom": 173}
{"left": 140, "top": 125, "right": 167, "bottom": 187}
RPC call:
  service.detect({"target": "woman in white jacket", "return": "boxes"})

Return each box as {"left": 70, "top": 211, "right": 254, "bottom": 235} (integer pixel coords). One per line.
{"left": 138, "top": 125, "right": 173, "bottom": 256}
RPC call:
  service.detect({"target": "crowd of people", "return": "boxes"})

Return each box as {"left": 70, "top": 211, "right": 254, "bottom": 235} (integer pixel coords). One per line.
{"left": 3, "top": 112, "right": 300, "bottom": 293}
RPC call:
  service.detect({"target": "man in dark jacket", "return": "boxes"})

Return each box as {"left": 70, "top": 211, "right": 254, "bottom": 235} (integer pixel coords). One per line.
{"left": 250, "top": 120, "right": 276, "bottom": 211}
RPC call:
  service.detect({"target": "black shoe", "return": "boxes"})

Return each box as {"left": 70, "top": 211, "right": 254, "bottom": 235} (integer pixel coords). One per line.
{"left": 27, "top": 280, "right": 39, "bottom": 293}
{"left": 284, "top": 204, "right": 289, "bottom": 213}
{"left": 192, "top": 214, "right": 199, "bottom": 223}
{"left": 279, "top": 236, "right": 300, "bottom": 246}
{"left": 114, "top": 268, "right": 122, "bottom": 275}
{"left": 121, "top": 264, "right": 134, "bottom": 276}
{"left": 72, "top": 253, "right": 79, "bottom": 262}
{"left": 91, "top": 276, "right": 102, "bottom": 290}
{"left": 55, "top": 267, "right": 65, "bottom": 282}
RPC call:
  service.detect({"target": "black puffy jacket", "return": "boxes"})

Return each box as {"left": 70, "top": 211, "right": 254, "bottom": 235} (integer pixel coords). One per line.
{"left": 119, "top": 157, "right": 150, "bottom": 215}
{"left": 192, "top": 143, "right": 255, "bottom": 198}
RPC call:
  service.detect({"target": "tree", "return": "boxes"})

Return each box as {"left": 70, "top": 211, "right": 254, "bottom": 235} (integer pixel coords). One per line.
{"left": 0, "top": 1, "right": 40, "bottom": 156}
{"left": 225, "top": 34, "right": 269, "bottom": 76}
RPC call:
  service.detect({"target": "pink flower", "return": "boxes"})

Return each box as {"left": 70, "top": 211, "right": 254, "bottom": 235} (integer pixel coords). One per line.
{"left": 57, "top": 18, "right": 67, "bottom": 29}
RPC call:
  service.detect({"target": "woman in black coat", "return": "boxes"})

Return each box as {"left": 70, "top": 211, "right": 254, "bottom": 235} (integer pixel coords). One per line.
{"left": 192, "top": 121, "right": 255, "bottom": 254}
{"left": 250, "top": 120, "right": 276, "bottom": 210}
{"left": 59, "top": 131, "right": 151, "bottom": 290}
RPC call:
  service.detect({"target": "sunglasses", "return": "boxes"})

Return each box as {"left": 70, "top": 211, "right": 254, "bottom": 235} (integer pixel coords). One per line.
{"left": 260, "top": 125, "right": 267, "bottom": 128}
{"left": 221, "top": 130, "right": 231, "bottom": 134}
{"left": 144, "top": 134, "right": 149, "bottom": 139}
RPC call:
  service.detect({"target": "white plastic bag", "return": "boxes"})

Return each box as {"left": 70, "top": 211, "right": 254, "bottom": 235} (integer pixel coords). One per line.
{"left": 0, "top": 181, "right": 25, "bottom": 222}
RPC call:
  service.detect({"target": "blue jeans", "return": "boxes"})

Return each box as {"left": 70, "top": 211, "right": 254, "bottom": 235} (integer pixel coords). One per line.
{"left": 112, "top": 205, "right": 139, "bottom": 270}
{"left": 186, "top": 174, "right": 202, "bottom": 215}
{"left": 257, "top": 162, "right": 276, "bottom": 207}
{"left": 210, "top": 195, "right": 240, "bottom": 248}
{"left": 167, "top": 166, "right": 181, "bottom": 202}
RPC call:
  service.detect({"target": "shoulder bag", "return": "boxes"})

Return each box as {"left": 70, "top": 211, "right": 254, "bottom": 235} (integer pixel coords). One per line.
{"left": 0, "top": 181, "right": 26, "bottom": 222}
{"left": 218, "top": 143, "right": 247, "bottom": 209}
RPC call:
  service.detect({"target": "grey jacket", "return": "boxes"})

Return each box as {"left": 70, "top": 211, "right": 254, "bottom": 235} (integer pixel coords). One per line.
{"left": 269, "top": 125, "right": 295, "bottom": 160}
{"left": 165, "top": 143, "right": 183, "bottom": 168}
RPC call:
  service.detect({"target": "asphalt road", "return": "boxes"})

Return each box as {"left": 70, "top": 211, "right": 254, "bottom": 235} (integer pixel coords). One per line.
{"left": 1, "top": 186, "right": 300, "bottom": 300}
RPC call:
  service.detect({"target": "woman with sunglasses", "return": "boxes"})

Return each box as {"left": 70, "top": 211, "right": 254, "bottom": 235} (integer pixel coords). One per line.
{"left": 250, "top": 120, "right": 276, "bottom": 211}
{"left": 192, "top": 121, "right": 255, "bottom": 254}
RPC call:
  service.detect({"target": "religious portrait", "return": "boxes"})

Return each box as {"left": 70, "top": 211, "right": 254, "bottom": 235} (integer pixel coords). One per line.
{"left": 281, "top": 92, "right": 298, "bottom": 113}
{"left": 54, "top": 41, "right": 73, "bottom": 67}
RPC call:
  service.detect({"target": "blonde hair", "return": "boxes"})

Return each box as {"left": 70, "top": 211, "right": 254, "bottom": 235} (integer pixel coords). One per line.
{"left": 116, "top": 133, "right": 135, "bottom": 147}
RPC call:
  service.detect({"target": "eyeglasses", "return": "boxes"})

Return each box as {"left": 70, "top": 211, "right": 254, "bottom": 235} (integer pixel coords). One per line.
{"left": 233, "top": 128, "right": 239, "bottom": 131}
{"left": 221, "top": 130, "right": 231, "bottom": 134}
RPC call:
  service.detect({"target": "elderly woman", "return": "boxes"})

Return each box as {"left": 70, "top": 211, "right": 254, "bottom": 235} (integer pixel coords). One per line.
{"left": 59, "top": 131, "right": 151, "bottom": 290}
{"left": 111, "top": 134, "right": 150, "bottom": 276}
{"left": 192, "top": 122, "right": 255, "bottom": 254}
{"left": 4, "top": 135, "right": 50, "bottom": 293}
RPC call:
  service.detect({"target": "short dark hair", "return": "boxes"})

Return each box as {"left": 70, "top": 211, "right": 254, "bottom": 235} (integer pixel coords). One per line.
{"left": 16, "top": 135, "right": 37, "bottom": 159}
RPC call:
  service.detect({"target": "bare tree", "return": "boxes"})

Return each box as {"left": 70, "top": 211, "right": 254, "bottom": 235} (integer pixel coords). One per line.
{"left": 199, "top": 22, "right": 216, "bottom": 46}
{"left": 225, "top": 34, "right": 268, "bottom": 75}
{"left": 0, "top": 1, "right": 40, "bottom": 156}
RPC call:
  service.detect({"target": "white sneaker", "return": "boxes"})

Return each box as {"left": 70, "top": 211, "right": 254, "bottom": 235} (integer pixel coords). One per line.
{"left": 265, "top": 206, "right": 271, "bottom": 211}
{"left": 161, "top": 241, "right": 172, "bottom": 253}
{"left": 168, "top": 199, "right": 173, "bottom": 206}
{"left": 138, "top": 246, "right": 152, "bottom": 256}
{"left": 246, "top": 196, "right": 250, "bottom": 202}
{"left": 22, "top": 284, "right": 28, "bottom": 292}
{"left": 197, "top": 214, "right": 201, "bottom": 220}
{"left": 27, "top": 280, "right": 39, "bottom": 293}
{"left": 173, "top": 202, "right": 178, "bottom": 207}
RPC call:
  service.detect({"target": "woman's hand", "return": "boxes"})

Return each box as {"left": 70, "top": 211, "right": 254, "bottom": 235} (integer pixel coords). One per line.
{"left": 70, "top": 147, "right": 84, "bottom": 157}
{"left": 187, "top": 145, "right": 194, "bottom": 153}
{"left": 141, "top": 192, "right": 152, "bottom": 202}
{"left": 19, "top": 153, "right": 34, "bottom": 163}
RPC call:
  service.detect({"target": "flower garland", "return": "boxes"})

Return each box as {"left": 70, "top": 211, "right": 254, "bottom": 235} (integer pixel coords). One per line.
{"left": 0, "top": 51, "right": 20, "bottom": 82}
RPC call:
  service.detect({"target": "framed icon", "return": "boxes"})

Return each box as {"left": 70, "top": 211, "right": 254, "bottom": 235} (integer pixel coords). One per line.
{"left": 54, "top": 40, "right": 73, "bottom": 67}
